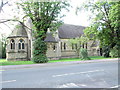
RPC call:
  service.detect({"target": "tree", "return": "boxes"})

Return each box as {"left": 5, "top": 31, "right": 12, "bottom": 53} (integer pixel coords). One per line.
{"left": 77, "top": 1, "right": 120, "bottom": 57}
{"left": 79, "top": 48, "right": 91, "bottom": 60}
{"left": 109, "top": 1, "right": 120, "bottom": 57}
{"left": 18, "top": 1, "right": 70, "bottom": 63}
{"left": 0, "top": 34, "right": 7, "bottom": 58}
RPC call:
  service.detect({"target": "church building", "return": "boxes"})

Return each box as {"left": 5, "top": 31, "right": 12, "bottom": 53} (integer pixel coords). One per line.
{"left": 6, "top": 21, "right": 100, "bottom": 61}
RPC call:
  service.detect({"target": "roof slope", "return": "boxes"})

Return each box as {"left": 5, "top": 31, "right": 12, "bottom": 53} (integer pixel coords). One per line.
{"left": 44, "top": 33, "right": 58, "bottom": 43}
{"left": 8, "top": 23, "right": 28, "bottom": 38}
{"left": 58, "top": 24, "right": 86, "bottom": 39}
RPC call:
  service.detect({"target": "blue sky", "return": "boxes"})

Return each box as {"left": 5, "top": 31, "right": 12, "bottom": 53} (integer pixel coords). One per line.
{"left": 0, "top": 0, "right": 90, "bottom": 36}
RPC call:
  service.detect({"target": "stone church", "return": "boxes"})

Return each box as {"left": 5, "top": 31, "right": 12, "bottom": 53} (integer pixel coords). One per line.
{"left": 6, "top": 20, "right": 100, "bottom": 61}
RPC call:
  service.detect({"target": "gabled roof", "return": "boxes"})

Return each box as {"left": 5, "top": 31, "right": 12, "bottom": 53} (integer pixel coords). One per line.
{"left": 44, "top": 33, "right": 58, "bottom": 43}
{"left": 8, "top": 23, "right": 28, "bottom": 38}
{"left": 58, "top": 24, "right": 86, "bottom": 39}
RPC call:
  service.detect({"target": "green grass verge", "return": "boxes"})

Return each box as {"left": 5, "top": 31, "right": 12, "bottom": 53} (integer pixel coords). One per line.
{"left": 0, "top": 56, "right": 113, "bottom": 66}
{"left": 48, "top": 56, "right": 112, "bottom": 63}
{"left": 0, "top": 59, "right": 35, "bottom": 66}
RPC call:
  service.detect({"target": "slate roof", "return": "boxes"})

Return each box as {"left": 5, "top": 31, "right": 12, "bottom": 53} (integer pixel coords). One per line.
{"left": 8, "top": 23, "right": 28, "bottom": 38}
{"left": 58, "top": 24, "right": 86, "bottom": 39}
{"left": 44, "top": 33, "right": 58, "bottom": 43}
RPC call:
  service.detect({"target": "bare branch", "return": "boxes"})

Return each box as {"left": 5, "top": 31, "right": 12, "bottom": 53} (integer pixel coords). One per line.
{"left": 0, "top": 0, "right": 9, "bottom": 13}
{"left": 0, "top": 19, "right": 32, "bottom": 31}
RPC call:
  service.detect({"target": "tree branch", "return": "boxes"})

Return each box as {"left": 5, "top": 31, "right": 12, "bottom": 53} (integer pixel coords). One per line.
{"left": 0, "top": 0, "right": 8, "bottom": 13}
{"left": 0, "top": 19, "right": 32, "bottom": 31}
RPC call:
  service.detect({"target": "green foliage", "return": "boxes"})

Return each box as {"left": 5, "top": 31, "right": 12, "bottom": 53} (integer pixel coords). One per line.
{"left": 109, "top": 2, "right": 120, "bottom": 47}
{"left": 32, "top": 38, "right": 48, "bottom": 63}
{"left": 84, "top": 25, "right": 99, "bottom": 40}
{"left": 18, "top": 1, "right": 70, "bottom": 38}
{"left": 32, "top": 54, "right": 48, "bottom": 63}
{"left": 0, "top": 34, "right": 7, "bottom": 58}
{"left": 77, "top": 1, "right": 120, "bottom": 57}
{"left": 0, "top": 56, "right": 113, "bottom": 66}
{"left": 18, "top": 1, "right": 70, "bottom": 63}
{"left": 102, "top": 46, "right": 110, "bottom": 57}
{"left": 69, "top": 36, "right": 89, "bottom": 57}
{"left": 110, "top": 45, "right": 119, "bottom": 58}
{"left": 0, "top": 59, "right": 35, "bottom": 66}
{"left": 79, "top": 48, "right": 91, "bottom": 60}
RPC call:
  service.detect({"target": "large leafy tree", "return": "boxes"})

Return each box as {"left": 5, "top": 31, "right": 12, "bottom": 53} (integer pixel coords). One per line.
{"left": 77, "top": 1, "right": 120, "bottom": 57}
{"left": 109, "top": 1, "right": 120, "bottom": 57}
{"left": 18, "top": 1, "right": 70, "bottom": 63}
{"left": 0, "top": 34, "right": 7, "bottom": 58}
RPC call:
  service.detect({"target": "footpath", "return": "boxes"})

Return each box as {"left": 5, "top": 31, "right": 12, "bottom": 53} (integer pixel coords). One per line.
{"left": 1, "top": 58, "right": 119, "bottom": 70}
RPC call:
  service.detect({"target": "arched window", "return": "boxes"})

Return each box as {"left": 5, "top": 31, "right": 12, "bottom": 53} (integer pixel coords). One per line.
{"left": 10, "top": 39, "right": 15, "bottom": 49}
{"left": 18, "top": 39, "right": 25, "bottom": 49}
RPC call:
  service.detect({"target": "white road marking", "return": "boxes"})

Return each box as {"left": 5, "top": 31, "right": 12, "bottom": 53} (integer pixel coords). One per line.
{"left": 86, "top": 74, "right": 95, "bottom": 81}
{"left": 0, "top": 80, "right": 16, "bottom": 83}
{"left": 58, "top": 83, "right": 79, "bottom": 88}
{"left": 78, "top": 84, "right": 87, "bottom": 87}
{"left": 111, "top": 85, "right": 120, "bottom": 88}
{"left": 52, "top": 70, "right": 104, "bottom": 77}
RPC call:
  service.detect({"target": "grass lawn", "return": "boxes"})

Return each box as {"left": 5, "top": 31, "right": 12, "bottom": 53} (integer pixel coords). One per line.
{"left": 0, "top": 56, "right": 113, "bottom": 66}
{"left": 48, "top": 56, "right": 112, "bottom": 63}
{"left": 0, "top": 59, "right": 35, "bottom": 66}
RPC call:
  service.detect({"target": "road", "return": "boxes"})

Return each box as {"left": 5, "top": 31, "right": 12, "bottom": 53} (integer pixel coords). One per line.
{"left": 1, "top": 61, "right": 119, "bottom": 88}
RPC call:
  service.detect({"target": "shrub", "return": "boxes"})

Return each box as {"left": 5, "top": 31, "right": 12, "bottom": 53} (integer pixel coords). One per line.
{"left": 32, "top": 38, "right": 48, "bottom": 63}
{"left": 110, "top": 45, "right": 119, "bottom": 58}
{"left": 79, "top": 48, "right": 91, "bottom": 60}
{"left": 32, "top": 54, "right": 48, "bottom": 63}
{"left": 102, "top": 46, "right": 110, "bottom": 57}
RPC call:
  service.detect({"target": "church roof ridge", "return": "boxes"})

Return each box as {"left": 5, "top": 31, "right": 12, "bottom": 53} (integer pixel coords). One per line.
{"left": 63, "top": 23, "right": 86, "bottom": 28}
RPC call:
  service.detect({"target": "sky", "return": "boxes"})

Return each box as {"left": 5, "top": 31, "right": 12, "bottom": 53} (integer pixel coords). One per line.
{"left": 62, "top": 0, "right": 90, "bottom": 26}
{"left": 0, "top": 0, "right": 90, "bottom": 37}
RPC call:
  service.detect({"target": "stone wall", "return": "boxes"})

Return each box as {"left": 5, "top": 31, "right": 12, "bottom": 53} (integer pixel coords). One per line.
{"left": 6, "top": 37, "right": 30, "bottom": 61}
{"left": 7, "top": 52, "right": 28, "bottom": 61}
{"left": 87, "top": 40, "right": 100, "bottom": 56}
{"left": 60, "top": 39, "right": 78, "bottom": 58}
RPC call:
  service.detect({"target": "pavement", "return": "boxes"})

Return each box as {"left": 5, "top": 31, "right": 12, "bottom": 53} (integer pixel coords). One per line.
{"left": 1, "top": 58, "right": 119, "bottom": 70}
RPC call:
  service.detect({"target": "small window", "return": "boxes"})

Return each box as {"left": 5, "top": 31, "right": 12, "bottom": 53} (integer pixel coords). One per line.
{"left": 64, "top": 43, "right": 66, "bottom": 50}
{"left": 82, "top": 43, "right": 84, "bottom": 48}
{"left": 72, "top": 43, "right": 74, "bottom": 50}
{"left": 10, "top": 39, "right": 15, "bottom": 49}
{"left": 18, "top": 39, "right": 25, "bottom": 50}
{"left": 61, "top": 42, "right": 62, "bottom": 50}
{"left": 53, "top": 44, "right": 56, "bottom": 50}
{"left": 75, "top": 44, "right": 77, "bottom": 49}
{"left": 86, "top": 43, "right": 87, "bottom": 49}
